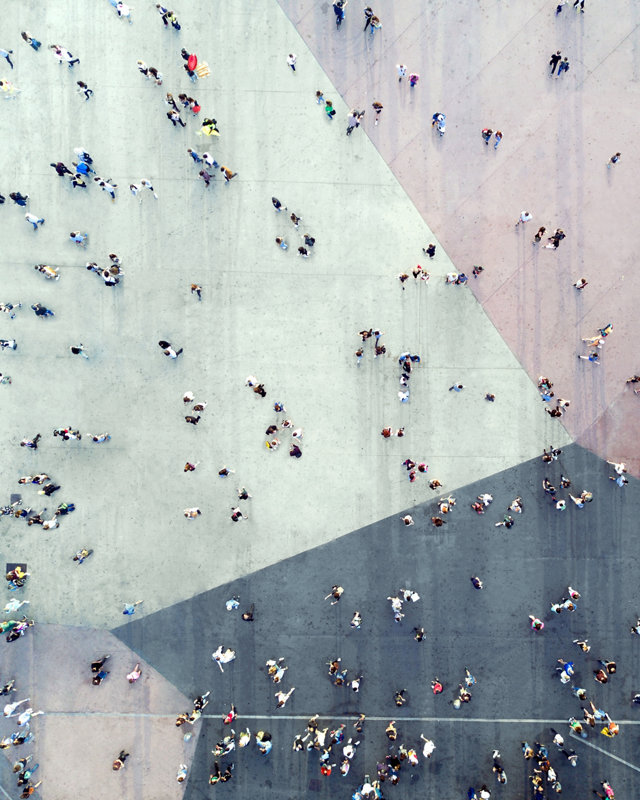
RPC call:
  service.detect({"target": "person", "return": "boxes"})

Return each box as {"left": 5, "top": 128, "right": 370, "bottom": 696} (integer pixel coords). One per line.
{"left": 423, "top": 243, "right": 436, "bottom": 258}
{"left": 607, "top": 152, "right": 621, "bottom": 168}
{"left": 21, "top": 32, "right": 41, "bottom": 51}
{"left": 594, "top": 781, "right": 615, "bottom": 800}
{"left": 578, "top": 350, "right": 600, "bottom": 364}
{"left": 393, "top": 689, "right": 406, "bottom": 706}
{"left": 76, "top": 80, "right": 93, "bottom": 99}
{"left": 30, "top": 303, "right": 54, "bottom": 318}
{"left": 325, "top": 585, "right": 344, "bottom": 604}
{"left": 220, "top": 166, "right": 237, "bottom": 183}
{"left": 69, "top": 231, "right": 88, "bottom": 246}
{"left": 9, "top": 192, "right": 28, "bottom": 206}
{"left": 533, "top": 226, "right": 546, "bottom": 243}
{"left": 515, "top": 211, "right": 532, "bottom": 226}
{"left": 275, "top": 687, "right": 295, "bottom": 708}
{"left": 34, "top": 264, "right": 60, "bottom": 281}
{"left": 112, "top": 750, "right": 129, "bottom": 770}
{"left": 529, "top": 615, "right": 544, "bottom": 631}
{"left": 25, "top": 213, "right": 45, "bottom": 230}
{"left": 158, "top": 340, "right": 183, "bottom": 358}
{"left": 432, "top": 112, "right": 446, "bottom": 135}
{"left": 212, "top": 645, "right": 236, "bottom": 672}
{"left": 333, "top": 0, "right": 347, "bottom": 27}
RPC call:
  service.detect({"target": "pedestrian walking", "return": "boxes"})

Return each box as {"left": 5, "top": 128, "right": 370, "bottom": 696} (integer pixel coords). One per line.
{"left": 158, "top": 340, "right": 183, "bottom": 358}
{"left": 0, "top": 49, "right": 14, "bottom": 70}
{"left": 558, "top": 57, "right": 570, "bottom": 76}
{"left": 533, "top": 226, "right": 546, "bottom": 244}
{"left": 515, "top": 211, "right": 532, "bottom": 226}
{"left": 607, "top": 152, "right": 621, "bottom": 168}
{"left": 494, "top": 131, "right": 502, "bottom": 149}
{"left": 324, "top": 585, "right": 344, "bottom": 604}
{"left": 333, "top": 0, "right": 347, "bottom": 28}
{"left": 287, "top": 54, "right": 297, "bottom": 72}
{"left": 432, "top": 112, "right": 446, "bottom": 135}
{"left": 21, "top": 32, "right": 41, "bottom": 51}
{"left": 220, "top": 166, "right": 237, "bottom": 183}
{"left": 198, "top": 169, "right": 213, "bottom": 187}
{"left": 31, "top": 303, "right": 54, "bottom": 318}
{"left": 167, "top": 109, "right": 186, "bottom": 127}
{"left": 549, "top": 51, "right": 561, "bottom": 74}
{"left": 364, "top": 6, "right": 374, "bottom": 30}
{"left": 69, "top": 231, "right": 88, "bottom": 246}
{"left": 76, "top": 81, "right": 93, "bottom": 100}
{"left": 140, "top": 179, "right": 158, "bottom": 199}
{"left": 368, "top": 15, "right": 382, "bottom": 34}
{"left": 9, "top": 192, "right": 28, "bottom": 206}
{"left": 50, "top": 44, "right": 80, "bottom": 67}
{"left": 70, "top": 344, "right": 88, "bottom": 359}
{"left": 24, "top": 213, "right": 44, "bottom": 230}
{"left": 397, "top": 64, "right": 406, "bottom": 81}
{"left": 112, "top": 751, "right": 129, "bottom": 771}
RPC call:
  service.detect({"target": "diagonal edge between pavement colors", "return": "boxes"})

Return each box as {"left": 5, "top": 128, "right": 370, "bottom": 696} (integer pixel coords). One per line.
{"left": 0, "top": 0, "right": 567, "bottom": 634}
{"left": 90, "top": 0, "right": 572, "bottom": 623}
{"left": 112, "top": 442, "right": 640, "bottom": 800}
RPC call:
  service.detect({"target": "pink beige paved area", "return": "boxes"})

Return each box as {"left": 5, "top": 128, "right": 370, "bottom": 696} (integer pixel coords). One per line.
{"left": 278, "top": 0, "right": 640, "bottom": 473}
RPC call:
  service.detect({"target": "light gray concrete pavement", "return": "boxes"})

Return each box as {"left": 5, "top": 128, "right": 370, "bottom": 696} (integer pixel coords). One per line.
{"left": 0, "top": 0, "right": 567, "bottom": 631}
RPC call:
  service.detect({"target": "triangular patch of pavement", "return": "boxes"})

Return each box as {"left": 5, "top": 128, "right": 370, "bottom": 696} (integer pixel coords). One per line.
{"left": 1, "top": 0, "right": 565, "bottom": 631}
{"left": 113, "top": 442, "right": 639, "bottom": 798}
{"left": 0, "top": 625, "right": 198, "bottom": 800}
{"left": 275, "top": 0, "right": 640, "bottom": 473}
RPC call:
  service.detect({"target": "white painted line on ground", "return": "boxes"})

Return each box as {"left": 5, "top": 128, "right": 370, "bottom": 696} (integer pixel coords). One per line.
{"left": 572, "top": 735, "right": 640, "bottom": 773}
{"left": 40, "top": 711, "right": 640, "bottom": 724}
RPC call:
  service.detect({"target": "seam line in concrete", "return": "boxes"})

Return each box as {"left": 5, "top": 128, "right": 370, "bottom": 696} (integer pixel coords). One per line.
{"left": 39, "top": 711, "right": 640, "bottom": 724}
{"left": 571, "top": 734, "right": 640, "bottom": 773}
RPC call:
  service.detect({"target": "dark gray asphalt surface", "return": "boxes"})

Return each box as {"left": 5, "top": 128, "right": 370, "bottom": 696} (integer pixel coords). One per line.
{"left": 114, "top": 443, "right": 640, "bottom": 799}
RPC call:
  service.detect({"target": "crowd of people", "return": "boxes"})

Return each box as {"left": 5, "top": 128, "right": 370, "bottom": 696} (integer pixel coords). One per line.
{"left": 0, "top": 1, "right": 636, "bottom": 798}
